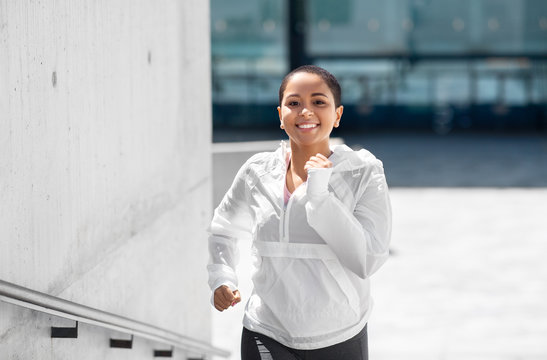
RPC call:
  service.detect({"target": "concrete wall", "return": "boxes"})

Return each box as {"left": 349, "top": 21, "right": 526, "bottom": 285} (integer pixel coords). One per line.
{"left": 0, "top": 1, "right": 212, "bottom": 358}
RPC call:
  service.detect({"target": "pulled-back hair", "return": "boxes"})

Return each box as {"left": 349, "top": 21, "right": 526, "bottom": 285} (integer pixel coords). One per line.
{"left": 278, "top": 65, "right": 342, "bottom": 107}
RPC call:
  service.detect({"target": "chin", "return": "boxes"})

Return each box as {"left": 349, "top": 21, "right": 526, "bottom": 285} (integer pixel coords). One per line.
{"left": 291, "top": 136, "right": 329, "bottom": 147}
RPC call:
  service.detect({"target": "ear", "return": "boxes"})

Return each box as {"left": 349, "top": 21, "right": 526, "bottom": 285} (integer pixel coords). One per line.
{"left": 334, "top": 105, "right": 344, "bottom": 128}
{"left": 277, "top": 106, "right": 282, "bottom": 125}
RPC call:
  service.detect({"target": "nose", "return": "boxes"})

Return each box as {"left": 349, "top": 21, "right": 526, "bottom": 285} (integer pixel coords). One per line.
{"left": 301, "top": 107, "right": 313, "bottom": 118}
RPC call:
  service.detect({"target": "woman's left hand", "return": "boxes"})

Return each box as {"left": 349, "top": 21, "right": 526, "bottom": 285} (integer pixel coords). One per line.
{"left": 304, "top": 153, "right": 332, "bottom": 171}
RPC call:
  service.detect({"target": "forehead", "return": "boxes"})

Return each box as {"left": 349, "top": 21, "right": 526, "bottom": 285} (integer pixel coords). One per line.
{"left": 283, "top": 72, "right": 332, "bottom": 97}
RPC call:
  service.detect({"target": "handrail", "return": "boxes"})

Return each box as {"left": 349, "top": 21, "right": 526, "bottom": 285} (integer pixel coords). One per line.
{"left": 0, "top": 279, "right": 230, "bottom": 358}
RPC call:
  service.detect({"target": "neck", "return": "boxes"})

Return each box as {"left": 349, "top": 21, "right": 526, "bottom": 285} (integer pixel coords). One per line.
{"left": 288, "top": 140, "right": 331, "bottom": 179}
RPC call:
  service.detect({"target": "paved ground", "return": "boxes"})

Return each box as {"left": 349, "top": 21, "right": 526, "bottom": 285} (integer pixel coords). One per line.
{"left": 210, "top": 131, "right": 547, "bottom": 360}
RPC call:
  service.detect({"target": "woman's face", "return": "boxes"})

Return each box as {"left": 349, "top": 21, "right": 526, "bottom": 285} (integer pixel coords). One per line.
{"left": 278, "top": 72, "right": 343, "bottom": 148}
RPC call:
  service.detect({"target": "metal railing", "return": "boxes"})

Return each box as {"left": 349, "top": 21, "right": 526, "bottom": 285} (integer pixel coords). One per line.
{"left": 0, "top": 279, "right": 230, "bottom": 359}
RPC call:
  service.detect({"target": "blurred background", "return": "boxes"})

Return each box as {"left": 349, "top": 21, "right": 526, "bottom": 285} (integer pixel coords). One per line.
{"left": 210, "top": 1, "right": 547, "bottom": 359}
{"left": 211, "top": 0, "right": 547, "bottom": 134}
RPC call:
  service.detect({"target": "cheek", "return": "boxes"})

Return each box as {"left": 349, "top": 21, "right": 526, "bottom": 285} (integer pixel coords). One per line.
{"left": 282, "top": 108, "right": 294, "bottom": 119}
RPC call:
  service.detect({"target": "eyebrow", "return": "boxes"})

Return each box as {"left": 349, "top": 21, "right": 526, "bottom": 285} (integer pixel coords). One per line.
{"left": 312, "top": 92, "right": 328, "bottom": 98}
{"left": 286, "top": 92, "right": 329, "bottom": 98}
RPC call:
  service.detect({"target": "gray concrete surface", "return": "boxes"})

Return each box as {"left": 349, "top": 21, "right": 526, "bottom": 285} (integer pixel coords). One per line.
{"left": 0, "top": 1, "right": 212, "bottom": 358}
{"left": 210, "top": 133, "right": 547, "bottom": 360}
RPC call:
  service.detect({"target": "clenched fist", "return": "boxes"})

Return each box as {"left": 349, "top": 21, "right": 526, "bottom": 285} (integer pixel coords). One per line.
{"left": 304, "top": 153, "right": 332, "bottom": 171}
{"left": 214, "top": 285, "right": 241, "bottom": 312}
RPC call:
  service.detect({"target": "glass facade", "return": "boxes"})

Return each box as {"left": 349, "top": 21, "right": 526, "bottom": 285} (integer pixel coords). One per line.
{"left": 211, "top": 0, "right": 547, "bottom": 131}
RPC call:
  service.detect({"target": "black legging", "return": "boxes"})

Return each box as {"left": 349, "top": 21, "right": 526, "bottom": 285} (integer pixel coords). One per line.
{"left": 241, "top": 325, "right": 368, "bottom": 360}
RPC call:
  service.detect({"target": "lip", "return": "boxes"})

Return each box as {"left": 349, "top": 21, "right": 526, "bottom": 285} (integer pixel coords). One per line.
{"left": 296, "top": 123, "right": 320, "bottom": 131}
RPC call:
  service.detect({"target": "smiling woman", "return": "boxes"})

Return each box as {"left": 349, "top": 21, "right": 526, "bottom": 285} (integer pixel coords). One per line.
{"left": 207, "top": 65, "right": 392, "bottom": 360}
{"left": 277, "top": 68, "right": 344, "bottom": 193}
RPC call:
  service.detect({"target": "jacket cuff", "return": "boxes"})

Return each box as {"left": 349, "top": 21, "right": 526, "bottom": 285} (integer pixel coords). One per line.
{"left": 306, "top": 167, "right": 333, "bottom": 201}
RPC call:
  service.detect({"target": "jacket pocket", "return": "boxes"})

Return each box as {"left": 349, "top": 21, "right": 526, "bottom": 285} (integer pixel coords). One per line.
{"left": 253, "top": 241, "right": 360, "bottom": 338}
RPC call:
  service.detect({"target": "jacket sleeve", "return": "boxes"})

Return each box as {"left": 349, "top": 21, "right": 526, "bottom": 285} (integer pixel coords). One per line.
{"left": 305, "top": 161, "right": 392, "bottom": 279}
{"left": 207, "top": 159, "right": 253, "bottom": 294}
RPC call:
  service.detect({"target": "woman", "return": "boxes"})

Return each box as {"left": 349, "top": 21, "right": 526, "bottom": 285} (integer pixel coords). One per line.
{"left": 207, "top": 65, "right": 392, "bottom": 359}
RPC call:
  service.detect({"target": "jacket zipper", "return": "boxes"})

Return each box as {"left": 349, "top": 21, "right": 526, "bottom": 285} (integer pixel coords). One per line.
{"left": 279, "top": 205, "right": 286, "bottom": 242}
{"left": 282, "top": 194, "right": 296, "bottom": 242}
{"left": 280, "top": 140, "right": 290, "bottom": 243}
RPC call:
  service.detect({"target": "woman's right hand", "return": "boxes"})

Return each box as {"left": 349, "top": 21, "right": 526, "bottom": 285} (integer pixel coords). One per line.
{"left": 214, "top": 285, "right": 241, "bottom": 312}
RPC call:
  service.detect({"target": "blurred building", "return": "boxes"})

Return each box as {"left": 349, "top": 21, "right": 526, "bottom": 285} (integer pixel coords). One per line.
{"left": 211, "top": 0, "right": 547, "bottom": 133}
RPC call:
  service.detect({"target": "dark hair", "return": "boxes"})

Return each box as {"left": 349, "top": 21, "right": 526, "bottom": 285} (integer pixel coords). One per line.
{"left": 278, "top": 65, "right": 342, "bottom": 108}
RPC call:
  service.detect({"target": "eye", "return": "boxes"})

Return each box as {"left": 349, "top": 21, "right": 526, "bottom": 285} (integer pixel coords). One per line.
{"left": 313, "top": 99, "right": 326, "bottom": 105}
{"left": 287, "top": 101, "right": 299, "bottom": 106}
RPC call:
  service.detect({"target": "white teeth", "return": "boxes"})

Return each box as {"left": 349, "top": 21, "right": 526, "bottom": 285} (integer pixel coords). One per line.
{"left": 298, "top": 124, "right": 318, "bottom": 129}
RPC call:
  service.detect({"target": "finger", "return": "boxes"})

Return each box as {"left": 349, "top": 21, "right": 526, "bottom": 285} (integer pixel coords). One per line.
{"left": 309, "top": 155, "right": 329, "bottom": 166}
{"left": 220, "top": 287, "right": 235, "bottom": 303}
{"left": 214, "top": 304, "right": 224, "bottom": 312}
{"left": 232, "top": 290, "right": 242, "bottom": 305}
{"left": 316, "top": 154, "right": 333, "bottom": 168}
{"left": 304, "top": 162, "right": 319, "bottom": 170}
{"left": 312, "top": 157, "right": 332, "bottom": 168}
{"left": 214, "top": 300, "right": 226, "bottom": 312}
{"left": 305, "top": 159, "right": 328, "bottom": 169}
{"left": 214, "top": 289, "right": 232, "bottom": 308}
{"left": 217, "top": 294, "right": 232, "bottom": 308}
{"left": 214, "top": 288, "right": 227, "bottom": 305}
{"left": 310, "top": 154, "right": 329, "bottom": 162}
{"left": 214, "top": 295, "right": 230, "bottom": 309}
{"left": 306, "top": 157, "right": 322, "bottom": 165}
{"left": 314, "top": 155, "right": 332, "bottom": 167}
{"left": 214, "top": 285, "right": 229, "bottom": 296}
{"left": 315, "top": 153, "right": 333, "bottom": 164}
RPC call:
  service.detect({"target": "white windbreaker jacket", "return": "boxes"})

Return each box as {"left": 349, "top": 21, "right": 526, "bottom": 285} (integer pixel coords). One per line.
{"left": 208, "top": 142, "right": 392, "bottom": 350}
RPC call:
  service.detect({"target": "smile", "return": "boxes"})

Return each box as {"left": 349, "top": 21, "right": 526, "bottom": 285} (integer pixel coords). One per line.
{"left": 297, "top": 124, "right": 319, "bottom": 129}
